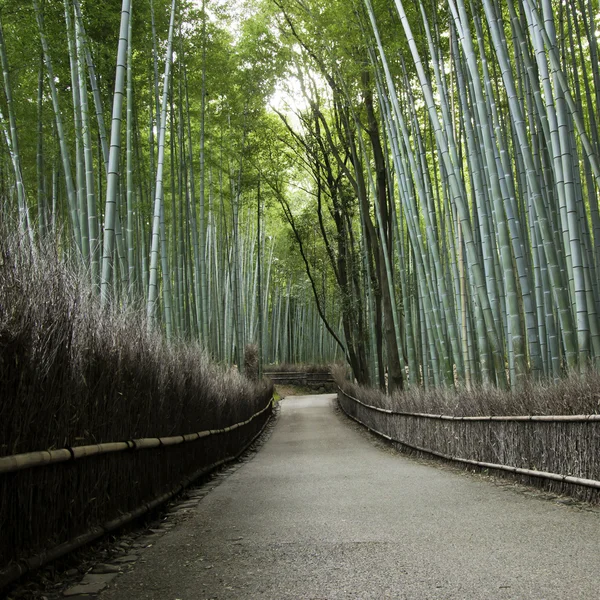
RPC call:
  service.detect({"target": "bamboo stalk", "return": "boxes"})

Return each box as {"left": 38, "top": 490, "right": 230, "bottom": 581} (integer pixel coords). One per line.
{"left": 147, "top": 0, "right": 177, "bottom": 333}
{"left": 100, "top": 0, "right": 132, "bottom": 304}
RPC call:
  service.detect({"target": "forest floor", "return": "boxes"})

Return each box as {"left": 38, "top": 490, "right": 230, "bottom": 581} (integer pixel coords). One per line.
{"left": 89, "top": 393, "right": 600, "bottom": 600}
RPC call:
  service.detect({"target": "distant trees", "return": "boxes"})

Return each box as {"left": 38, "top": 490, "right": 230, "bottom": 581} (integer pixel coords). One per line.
{"left": 3, "top": 0, "right": 600, "bottom": 390}
{"left": 0, "top": 0, "right": 341, "bottom": 368}
{"left": 267, "top": 0, "right": 600, "bottom": 390}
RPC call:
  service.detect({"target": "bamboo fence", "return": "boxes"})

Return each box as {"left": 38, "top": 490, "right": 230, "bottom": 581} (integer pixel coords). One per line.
{"left": 0, "top": 397, "right": 274, "bottom": 590}
{"left": 264, "top": 371, "right": 335, "bottom": 389}
{"left": 338, "top": 387, "right": 600, "bottom": 500}
{"left": 0, "top": 399, "right": 273, "bottom": 475}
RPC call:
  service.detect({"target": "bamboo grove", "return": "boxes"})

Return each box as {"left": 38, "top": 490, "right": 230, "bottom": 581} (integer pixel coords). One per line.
{"left": 266, "top": 0, "right": 600, "bottom": 391}
{"left": 2, "top": 0, "right": 600, "bottom": 392}
{"left": 0, "top": 0, "right": 342, "bottom": 372}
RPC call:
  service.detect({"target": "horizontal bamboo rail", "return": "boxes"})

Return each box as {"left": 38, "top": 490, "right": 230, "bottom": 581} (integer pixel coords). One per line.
{"left": 338, "top": 387, "right": 600, "bottom": 422}
{"left": 265, "top": 371, "right": 332, "bottom": 376}
{"left": 0, "top": 398, "right": 274, "bottom": 475}
{"left": 0, "top": 402, "right": 274, "bottom": 590}
{"left": 338, "top": 388, "right": 600, "bottom": 491}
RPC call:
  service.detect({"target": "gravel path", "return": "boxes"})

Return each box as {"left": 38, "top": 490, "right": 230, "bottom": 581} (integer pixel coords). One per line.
{"left": 100, "top": 394, "right": 600, "bottom": 599}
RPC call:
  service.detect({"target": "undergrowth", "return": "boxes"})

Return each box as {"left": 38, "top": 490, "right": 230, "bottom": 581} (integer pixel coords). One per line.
{"left": 332, "top": 365, "right": 600, "bottom": 416}
{"left": 0, "top": 229, "right": 273, "bottom": 456}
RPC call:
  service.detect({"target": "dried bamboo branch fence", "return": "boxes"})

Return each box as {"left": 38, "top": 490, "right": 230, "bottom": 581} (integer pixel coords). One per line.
{"left": 337, "top": 387, "right": 600, "bottom": 501}
{"left": 0, "top": 399, "right": 273, "bottom": 474}
{"left": 0, "top": 397, "right": 274, "bottom": 590}
{"left": 264, "top": 371, "right": 334, "bottom": 389}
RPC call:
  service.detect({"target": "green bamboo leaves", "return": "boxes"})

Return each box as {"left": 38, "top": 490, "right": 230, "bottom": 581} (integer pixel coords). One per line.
{"left": 7, "top": 0, "right": 600, "bottom": 389}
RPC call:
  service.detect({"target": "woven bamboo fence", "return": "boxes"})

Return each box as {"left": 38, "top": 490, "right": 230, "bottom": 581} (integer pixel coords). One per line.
{"left": 338, "top": 387, "right": 600, "bottom": 502}
{"left": 264, "top": 371, "right": 335, "bottom": 390}
{"left": 0, "top": 397, "right": 273, "bottom": 590}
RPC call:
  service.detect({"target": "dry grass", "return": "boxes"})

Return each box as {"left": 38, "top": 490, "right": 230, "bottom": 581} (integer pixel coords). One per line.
{"left": 244, "top": 344, "right": 259, "bottom": 382}
{"left": 275, "top": 384, "right": 314, "bottom": 397}
{"left": 0, "top": 232, "right": 272, "bottom": 454}
{"left": 332, "top": 365, "right": 600, "bottom": 416}
{"left": 0, "top": 227, "right": 273, "bottom": 573}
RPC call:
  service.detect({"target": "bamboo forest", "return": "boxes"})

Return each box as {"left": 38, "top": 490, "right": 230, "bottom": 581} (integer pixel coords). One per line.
{"left": 2, "top": 0, "right": 600, "bottom": 392}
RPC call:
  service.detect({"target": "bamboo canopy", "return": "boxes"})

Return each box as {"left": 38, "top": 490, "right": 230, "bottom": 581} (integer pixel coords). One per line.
{"left": 3, "top": 0, "right": 600, "bottom": 385}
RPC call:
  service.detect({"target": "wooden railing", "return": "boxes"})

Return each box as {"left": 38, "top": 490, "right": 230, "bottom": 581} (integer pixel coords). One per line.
{"left": 264, "top": 371, "right": 334, "bottom": 387}
{"left": 0, "top": 397, "right": 274, "bottom": 590}
{"left": 338, "top": 386, "right": 600, "bottom": 495}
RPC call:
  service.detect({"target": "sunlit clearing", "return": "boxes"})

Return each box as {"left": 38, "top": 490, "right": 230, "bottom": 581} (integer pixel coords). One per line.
{"left": 269, "top": 75, "right": 309, "bottom": 117}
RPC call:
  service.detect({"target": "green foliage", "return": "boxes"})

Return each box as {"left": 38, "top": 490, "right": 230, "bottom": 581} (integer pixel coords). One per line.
{"left": 4, "top": 0, "right": 600, "bottom": 389}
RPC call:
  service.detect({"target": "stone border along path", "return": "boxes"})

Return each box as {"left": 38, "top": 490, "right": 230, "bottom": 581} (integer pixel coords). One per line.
{"left": 84, "top": 394, "right": 600, "bottom": 599}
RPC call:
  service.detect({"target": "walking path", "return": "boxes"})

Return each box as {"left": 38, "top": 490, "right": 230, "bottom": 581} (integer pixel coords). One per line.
{"left": 100, "top": 394, "right": 600, "bottom": 599}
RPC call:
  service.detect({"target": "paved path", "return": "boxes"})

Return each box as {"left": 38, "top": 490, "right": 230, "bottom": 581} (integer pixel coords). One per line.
{"left": 101, "top": 395, "right": 600, "bottom": 599}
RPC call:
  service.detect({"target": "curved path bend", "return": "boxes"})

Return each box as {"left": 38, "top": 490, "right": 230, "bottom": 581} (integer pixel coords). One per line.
{"left": 101, "top": 394, "right": 600, "bottom": 599}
